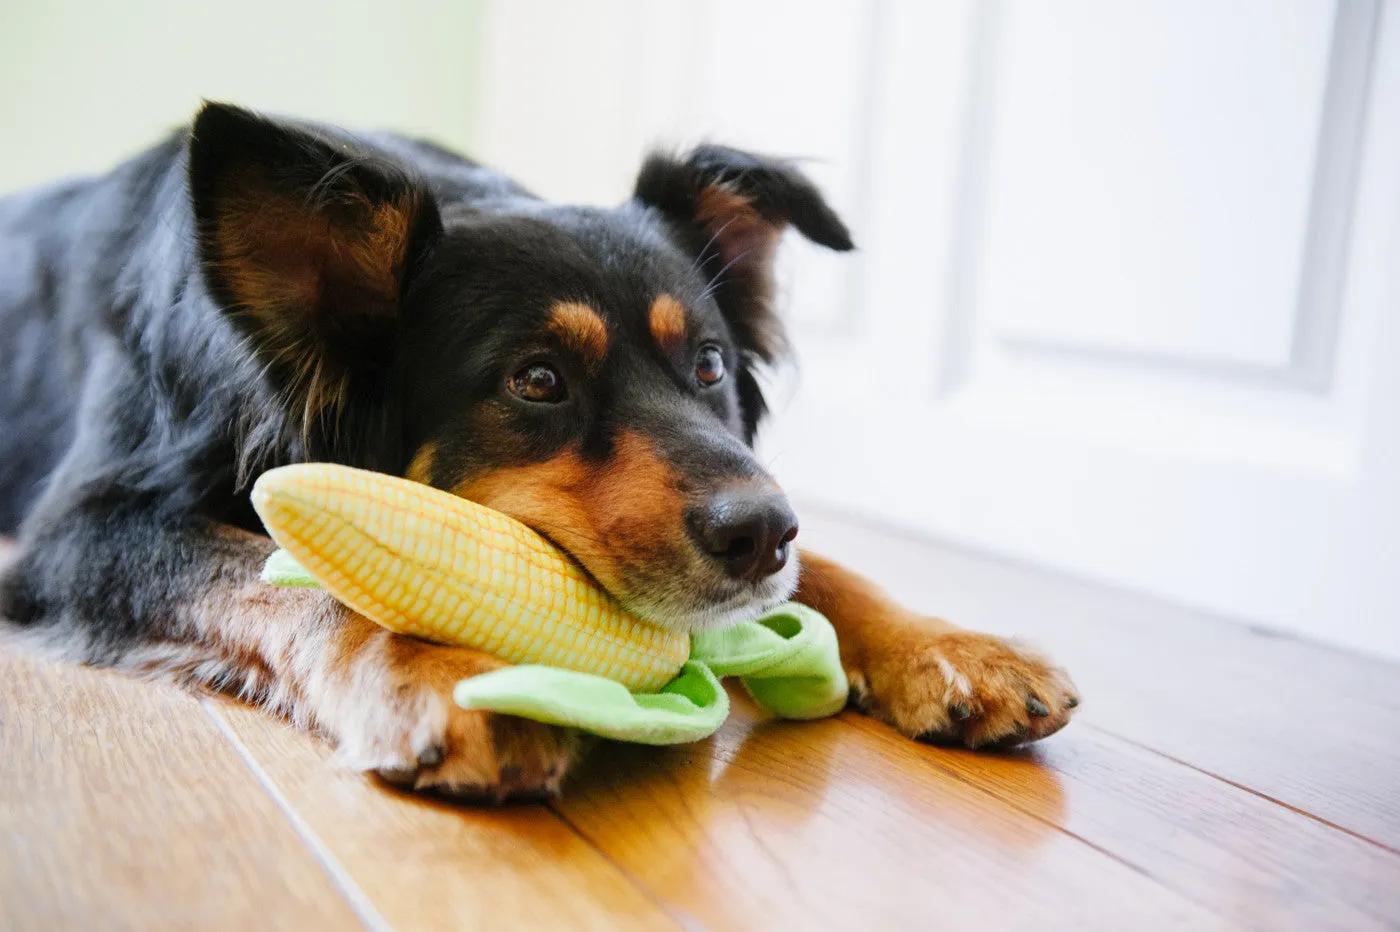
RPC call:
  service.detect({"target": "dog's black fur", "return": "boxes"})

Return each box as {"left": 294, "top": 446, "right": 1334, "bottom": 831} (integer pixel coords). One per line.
{"left": 0, "top": 102, "right": 848, "bottom": 650}
{"left": 0, "top": 104, "right": 1075, "bottom": 797}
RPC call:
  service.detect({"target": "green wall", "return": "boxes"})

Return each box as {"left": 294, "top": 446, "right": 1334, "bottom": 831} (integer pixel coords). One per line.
{"left": 0, "top": 0, "right": 488, "bottom": 191}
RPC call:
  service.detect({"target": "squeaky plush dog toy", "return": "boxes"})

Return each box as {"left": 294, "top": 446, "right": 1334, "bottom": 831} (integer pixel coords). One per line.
{"left": 252, "top": 463, "right": 848, "bottom": 745}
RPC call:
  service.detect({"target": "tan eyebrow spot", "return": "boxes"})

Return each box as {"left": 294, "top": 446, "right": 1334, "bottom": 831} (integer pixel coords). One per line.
{"left": 547, "top": 301, "right": 609, "bottom": 368}
{"left": 648, "top": 294, "right": 688, "bottom": 354}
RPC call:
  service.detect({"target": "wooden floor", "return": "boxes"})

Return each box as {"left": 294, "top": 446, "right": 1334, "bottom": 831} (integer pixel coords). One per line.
{"left": 3, "top": 508, "right": 1399, "bottom": 931}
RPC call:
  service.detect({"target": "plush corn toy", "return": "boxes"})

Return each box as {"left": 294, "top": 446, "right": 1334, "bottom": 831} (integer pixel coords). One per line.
{"left": 251, "top": 463, "right": 847, "bottom": 744}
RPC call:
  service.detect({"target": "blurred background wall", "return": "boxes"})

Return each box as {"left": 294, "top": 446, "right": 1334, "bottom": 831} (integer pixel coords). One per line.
{"left": 0, "top": 0, "right": 486, "bottom": 189}
{"left": 2, "top": 0, "right": 1397, "bottom": 660}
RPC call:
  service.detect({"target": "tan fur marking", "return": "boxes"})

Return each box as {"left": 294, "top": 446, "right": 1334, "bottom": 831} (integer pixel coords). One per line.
{"left": 362, "top": 199, "right": 417, "bottom": 291}
{"left": 692, "top": 186, "right": 787, "bottom": 357}
{"left": 547, "top": 301, "right": 609, "bottom": 368}
{"left": 215, "top": 190, "right": 417, "bottom": 316}
{"left": 797, "top": 551, "right": 1078, "bottom": 747}
{"left": 452, "top": 430, "right": 690, "bottom": 606}
{"left": 793, "top": 552, "right": 936, "bottom": 674}
{"left": 695, "top": 186, "right": 783, "bottom": 269}
{"left": 405, "top": 442, "right": 437, "bottom": 486}
{"left": 212, "top": 185, "right": 420, "bottom": 437}
{"left": 648, "top": 294, "right": 689, "bottom": 354}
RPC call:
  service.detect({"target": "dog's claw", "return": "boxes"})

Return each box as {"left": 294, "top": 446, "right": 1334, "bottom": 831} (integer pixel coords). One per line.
{"left": 375, "top": 765, "right": 419, "bottom": 788}
{"left": 917, "top": 728, "right": 955, "bottom": 746}
{"left": 418, "top": 744, "right": 444, "bottom": 768}
{"left": 949, "top": 702, "right": 972, "bottom": 722}
{"left": 1027, "top": 696, "right": 1050, "bottom": 717}
{"left": 509, "top": 787, "right": 559, "bottom": 804}
{"left": 1065, "top": 696, "right": 1080, "bottom": 708}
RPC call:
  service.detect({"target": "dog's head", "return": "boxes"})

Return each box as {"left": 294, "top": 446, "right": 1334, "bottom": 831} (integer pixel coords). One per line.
{"left": 189, "top": 103, "right": 852, "bottom": 631}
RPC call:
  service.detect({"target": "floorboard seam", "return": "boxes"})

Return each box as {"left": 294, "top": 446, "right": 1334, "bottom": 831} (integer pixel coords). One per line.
{"left": 1085, "top": 723, "right": 1400, "bottom": 857}
{"left": 201, "top": 700, "right": 394, "bottom": 932}
{"left": 547, "top": 801, "right": 699, "bottom": 932}
{"left": 837, "top": 715, "right": 1260, "bottom": 929}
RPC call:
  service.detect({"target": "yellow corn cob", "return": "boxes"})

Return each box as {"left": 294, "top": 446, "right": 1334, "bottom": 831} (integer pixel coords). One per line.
{"left": 250, "top": 462, "right": 690, "bottom": 692}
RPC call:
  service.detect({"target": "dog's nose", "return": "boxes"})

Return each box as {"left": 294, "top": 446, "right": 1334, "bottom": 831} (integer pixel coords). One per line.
{"left": 691, "top": 488, "right": 799, "bottom": 581}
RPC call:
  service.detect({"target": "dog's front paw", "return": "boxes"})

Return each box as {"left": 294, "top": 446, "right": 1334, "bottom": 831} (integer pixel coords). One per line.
{"left": 330, "top": 634, "right": 580, "bottom": 802}
{"left": 849, "top": 624, "right": 1079, "bottom": 749}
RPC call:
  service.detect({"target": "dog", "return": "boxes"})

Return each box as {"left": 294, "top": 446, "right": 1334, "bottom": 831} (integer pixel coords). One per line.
{"left": 0, "top": 103, "right": 1076, "bottom": 800}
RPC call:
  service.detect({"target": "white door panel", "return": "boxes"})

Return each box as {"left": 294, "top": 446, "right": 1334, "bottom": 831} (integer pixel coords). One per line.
{"left": 474, "top": 0, "right": 1400, "bottom": 659}
{"left": 769, "top": 0, "right": 1398, "bottom": 659}
{"left": 982, "top": 0, "right": 1337, "bottom": 370}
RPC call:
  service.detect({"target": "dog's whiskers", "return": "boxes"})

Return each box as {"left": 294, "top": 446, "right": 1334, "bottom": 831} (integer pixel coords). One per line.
{"left": 685, "top": 216, "right": 737, "bottom": 284}
{"left": 697, "top": 246, "right": 753, "bottom": 304}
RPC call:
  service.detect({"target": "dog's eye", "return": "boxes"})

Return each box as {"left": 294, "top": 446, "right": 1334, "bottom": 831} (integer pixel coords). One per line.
{"left": 695, "top": 345, "right": 725, "bottom": 386}
{"left": 508, "top": 363, "right": 566, "bottom": 403}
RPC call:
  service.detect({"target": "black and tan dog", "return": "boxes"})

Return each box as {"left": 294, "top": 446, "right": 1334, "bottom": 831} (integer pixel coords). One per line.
{"left": 0, "top": 103, "right": 1076, "bottom": 800}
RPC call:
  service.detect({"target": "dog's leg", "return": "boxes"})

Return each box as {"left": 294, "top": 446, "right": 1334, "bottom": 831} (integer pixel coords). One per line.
{"left": 796, "top": 551, "right": 1078, "bottom": 748}
{"left": 2, "top": 515, "right": 578, "bottom": 800}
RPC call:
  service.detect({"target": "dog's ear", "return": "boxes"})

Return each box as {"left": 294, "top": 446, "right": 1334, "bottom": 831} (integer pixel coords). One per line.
{"left": 188, "top": 101, "right": 441, "bottom": 429}
{"left": 633, "top": 145, "right": 853, "bottom": 364}
{"left": 633, "top": 146, "right": 852, "bottom": 441}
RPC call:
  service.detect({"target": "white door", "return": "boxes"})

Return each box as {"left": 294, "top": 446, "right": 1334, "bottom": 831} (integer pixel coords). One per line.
{"left": 474, "top": 0, "right": 1400, "bottom": 660}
